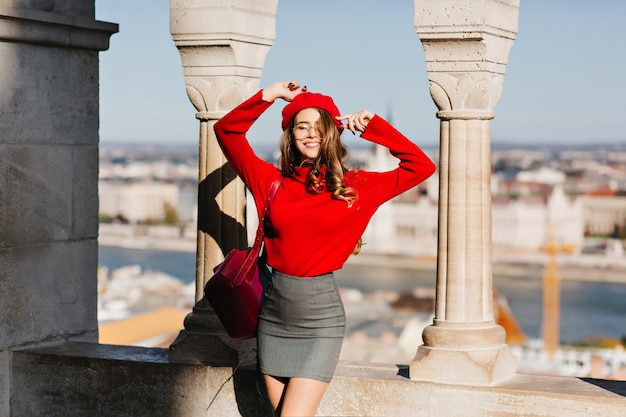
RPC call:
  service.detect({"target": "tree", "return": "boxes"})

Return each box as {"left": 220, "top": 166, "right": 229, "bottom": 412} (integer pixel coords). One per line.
{"left": 163, "top": 201, "right": 179, "bottom": 225}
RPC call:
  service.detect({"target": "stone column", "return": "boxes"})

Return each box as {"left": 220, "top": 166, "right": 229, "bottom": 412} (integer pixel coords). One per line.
{"left": 0, "top": 3, "right": 117, "bottom": 415}
{"left": 410, "top": 0, "right": 519, "bottom": 385}
{"left": 168, "top": 0, "right": 278, "bottom": 365}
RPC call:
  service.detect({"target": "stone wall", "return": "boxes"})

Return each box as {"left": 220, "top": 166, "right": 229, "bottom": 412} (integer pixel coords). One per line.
{"left": 10, "top": 342, "right": 626, "bottom": 417}
{"left": 0, "top": 2, "right": 117, "bottom": 416}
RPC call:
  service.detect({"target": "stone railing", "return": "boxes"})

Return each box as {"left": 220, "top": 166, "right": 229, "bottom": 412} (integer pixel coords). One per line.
{"left": 10, "top": 342, "right": 626, "bottom": 417}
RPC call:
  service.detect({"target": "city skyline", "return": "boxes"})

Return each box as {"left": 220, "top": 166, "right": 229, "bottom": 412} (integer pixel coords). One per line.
{"left": 96, "top": 1, "right": 626, "bottom": 147}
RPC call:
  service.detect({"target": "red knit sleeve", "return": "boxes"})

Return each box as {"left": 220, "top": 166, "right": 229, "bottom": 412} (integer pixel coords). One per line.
{"left": 357, "top": 115, "right": 436, "bottom": 205}
{"left": 213, "top": 91, "right": 282, "bottom": 216}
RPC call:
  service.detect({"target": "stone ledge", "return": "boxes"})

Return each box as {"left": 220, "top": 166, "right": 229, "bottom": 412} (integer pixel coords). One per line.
{"left": 0, "top": 6, "right": 118, "bottom": 50}
{"left": 10, "top": 342, "right": 626, "bottom": 417}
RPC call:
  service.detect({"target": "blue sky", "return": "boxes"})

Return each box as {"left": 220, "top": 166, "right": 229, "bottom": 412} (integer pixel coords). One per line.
{"left": 96, "top": 1, "right": 626, "bottom": 147}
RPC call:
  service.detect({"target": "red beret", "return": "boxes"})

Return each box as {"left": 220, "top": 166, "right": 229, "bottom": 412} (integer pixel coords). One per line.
{"left": 281, "top": 92, "right": 343, "bottom": 133}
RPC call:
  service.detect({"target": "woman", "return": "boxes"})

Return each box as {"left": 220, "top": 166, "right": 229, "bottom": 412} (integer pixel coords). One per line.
{"left": 214, "top": 80, "right": 435, "bottom": 416}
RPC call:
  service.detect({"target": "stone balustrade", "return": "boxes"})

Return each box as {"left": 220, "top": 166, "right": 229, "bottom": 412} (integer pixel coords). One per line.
{"left": 10, "top": 342, "right": 626, "bottom": 417}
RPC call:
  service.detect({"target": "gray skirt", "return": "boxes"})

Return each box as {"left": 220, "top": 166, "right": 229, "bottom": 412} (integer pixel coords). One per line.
{"left": 257, "top": 271, "right": 346, "bottom": 382}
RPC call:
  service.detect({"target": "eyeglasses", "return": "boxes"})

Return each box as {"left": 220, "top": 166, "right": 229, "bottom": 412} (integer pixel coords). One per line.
{"left": 292, "top": 123, "right": 320, "bottom": 138}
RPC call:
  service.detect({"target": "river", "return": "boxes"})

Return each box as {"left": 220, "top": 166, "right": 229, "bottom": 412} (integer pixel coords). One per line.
{"left": 98, "top": 245, "right": 626, "bottom": 344}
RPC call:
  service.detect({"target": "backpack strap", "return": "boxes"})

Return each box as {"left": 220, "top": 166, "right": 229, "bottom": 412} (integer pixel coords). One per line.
{"left": 251, "top": 177, "right": 283, "bottom": 252}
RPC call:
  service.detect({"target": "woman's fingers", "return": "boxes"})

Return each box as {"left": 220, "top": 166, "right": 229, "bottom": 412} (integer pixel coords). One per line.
{"left": 336, "top": 110, "right": 373, "bottom": 132}
{"left": 263, "top": 81, "right": 308, "bottom": 102}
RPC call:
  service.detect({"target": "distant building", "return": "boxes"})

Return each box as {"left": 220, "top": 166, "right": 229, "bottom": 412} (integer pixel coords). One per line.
{"left": 99, "top": 180, "right": 179, "bottom": 224}
{"left": 580, "top": 192, "right": 626, "bottom": 237}
{"left": 492, "top": 184, "right": 583, "bottom": 252}
{"left": 363, "top": 192, "right": 439, "bottom": 256}
{"left": 360, "top": 150, "right": 587, "bottom": 256}
{"left": 360, "top": 144, "right": 439, "bottom": 256}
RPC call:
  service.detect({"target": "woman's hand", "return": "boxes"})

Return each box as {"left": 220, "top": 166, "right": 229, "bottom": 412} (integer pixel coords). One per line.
{"left": 336, "top": 109, "right": 374, "bottom": 133}
{"left": 262, "top": 81, "right": 307, "bottom": 102}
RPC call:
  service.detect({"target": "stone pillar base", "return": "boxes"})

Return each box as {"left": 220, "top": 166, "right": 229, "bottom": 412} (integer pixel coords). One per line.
{"left": 409, "top": 344, "right": 516, "bottom": 385}
{"left": 168, "top": 298, "right": 257, "bottom": 368}
{"left": 409, "top": 323, "right": 517, "bottom": 385}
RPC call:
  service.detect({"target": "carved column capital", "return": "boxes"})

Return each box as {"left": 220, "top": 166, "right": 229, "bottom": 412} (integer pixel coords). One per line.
{"left": 415, "top": 0, "right": 519, "bottom": 118}
{"left": 427, "top": 72, "right": 501, "bottom": 120}
{"left": 170, "top": 0, "right": 279, "bottom": 116}
{"left": 173, "top": 41, "right": 269, "bottom": 119}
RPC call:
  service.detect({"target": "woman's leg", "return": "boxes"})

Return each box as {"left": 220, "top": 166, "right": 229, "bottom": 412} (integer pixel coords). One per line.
{"left": 279, "top": 377, "right": 329, "bottom": 417}
{"left": 263, "top": 374, "right": 287, "bottom": 412}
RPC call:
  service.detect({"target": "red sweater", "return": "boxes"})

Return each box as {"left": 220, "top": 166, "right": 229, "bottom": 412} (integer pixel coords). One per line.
{"left": 214, "top": 91, "right": 436, "bottom": 277}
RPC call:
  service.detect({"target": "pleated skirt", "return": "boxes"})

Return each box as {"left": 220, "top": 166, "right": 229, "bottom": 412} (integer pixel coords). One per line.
{"left": 257, "top": 271, "right": 346, "bottom": 382}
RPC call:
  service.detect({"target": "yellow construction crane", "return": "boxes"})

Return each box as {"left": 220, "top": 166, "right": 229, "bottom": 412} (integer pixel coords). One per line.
{"left": 542, "top": 237, "right": 561, "bottom": 359}
{"left": 541, "top": 228, "right": 575, "bottom": 359}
